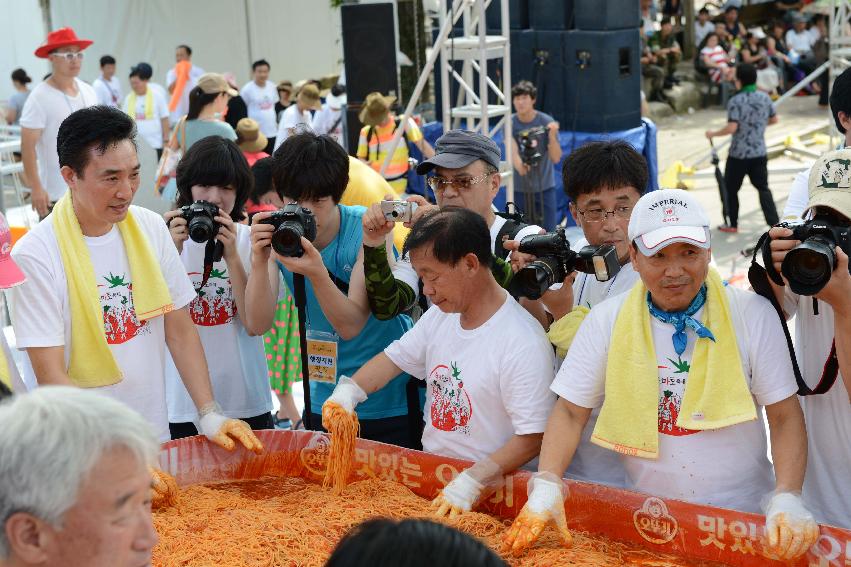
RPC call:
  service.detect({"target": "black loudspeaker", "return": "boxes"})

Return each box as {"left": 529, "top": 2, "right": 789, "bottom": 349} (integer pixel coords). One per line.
{"left": 341, "top": 3, "right": 399, "bottom": 104}
{"left": 343, "top": 105, "right": 363, "bottom": 157}
{"left": 528, "top": 0, "right": 574, "bottom": 31}
{"left": 509, "top": 30, "right": 567, "bottom": 125}
{"left": 563, "top": 29, "right": 641, "bottom": 133}
{"left": 485, "top": 0, "right": 529, "bottom": 31}
{"left": 573, "top": 0, "right": 640, "bottom": 31}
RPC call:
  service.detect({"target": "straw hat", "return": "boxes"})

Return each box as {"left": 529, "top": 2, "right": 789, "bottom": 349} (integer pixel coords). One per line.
{"left": 359, "top": 92, "right": 396, "bottom": 127}
{"left": 296, "top": 83, "right": 322, "bottom": 110}
{"left": 236, "top": 118, "right": 268, "bottom": 153}
{"left": 196, "top": 73, "right": 238, "bottom": 97}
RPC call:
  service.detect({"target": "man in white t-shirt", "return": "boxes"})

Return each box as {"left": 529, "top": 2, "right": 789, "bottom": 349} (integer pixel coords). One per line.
{"left": 504, "top": 140, "right": 648, "bottom": 489}
{"left": 273, "top": 83, "right": 322, "bottom": 151}
{"left": 360, "top": 130, "right": 542, "bottom": 320}
{"left": 166, "top": 44, "right": 205, "bottom": 126}
{"left": 93, "top": 54, "right": 122, "bottom": 108}
{"left": 326, "top": 207, "right": 556, "bottom": 519}
{"left": 10, "top": 106, "right": 262, "bottom": 456}
{"left": 241, "top": 59, "right": 278, "bottom": 154}
{"left": 504, "top": 189, "right": 818, "bottom": 561}
{"left": 123, "top": 65, "right": 170, "bottom": 160}
{"left": 312, "top": 84, "right": 347, "bottom": 147}
{"left": 768, "top": 149, "right": 851, "bottom": 529}
{"left": 20, "top": 27, "right": 98, "bottom": 218}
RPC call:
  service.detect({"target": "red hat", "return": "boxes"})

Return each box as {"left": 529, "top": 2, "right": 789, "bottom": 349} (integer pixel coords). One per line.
{"left": 0, "top": 213, "right": 25, "bottom": 289}
{"left": 34, "top": 27, "right": 93, "bottom": 59}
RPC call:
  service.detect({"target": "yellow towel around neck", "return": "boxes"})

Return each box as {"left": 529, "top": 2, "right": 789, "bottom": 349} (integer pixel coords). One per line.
{"left": 53, "top": 194, "right": 175, "bottom": 388}
{"left": 547, "top": 305, "right": 590, "bottom": 359}
{"left": 591, "top": 268, "right": 757, "bottom": 459}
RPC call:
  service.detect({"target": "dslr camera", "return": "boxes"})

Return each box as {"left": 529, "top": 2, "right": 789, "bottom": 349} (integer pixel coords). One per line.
{"left": 763, "top": 215, "right": 851, "bottom": 295}
{"left": 259, "top": 203, "right": 318, "bottom": 257}
{"left": 511, "top": 228, "right": 621, "bottom": 300}
{"left": 518, "top": 126, "right": 546, "bottom": 167}
{"left": 381, "top": 200, "right": 418, "bottom": 223}
{"left": 178, "top": 200, "right": 219, "bottom": 243}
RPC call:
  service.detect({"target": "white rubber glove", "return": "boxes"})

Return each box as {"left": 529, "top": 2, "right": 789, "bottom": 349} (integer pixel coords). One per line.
{"left": 503, "top": 472, "right": 572, "bottom": 556}
{"left": 198, "top": 402, "right": 264, "bottom": 453}
{"left": 431, "top": 459, "right": 501, "bottom": 519}
{"left": 763, "top": 492, "right": 819, "bottom": 560}
{"left": 324, "top": 375, "right": 368, "bottom": 414}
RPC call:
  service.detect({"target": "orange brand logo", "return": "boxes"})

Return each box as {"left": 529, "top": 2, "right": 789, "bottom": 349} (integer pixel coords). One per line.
{"left": 633, "top": 496, "right": 678, "bottom": 545}
{"left": 299, "top": 432, "right": 330, "bottom": 478}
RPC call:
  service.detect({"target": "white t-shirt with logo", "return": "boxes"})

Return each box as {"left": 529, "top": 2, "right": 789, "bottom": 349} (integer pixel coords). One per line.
{"left": 165, "top": 223, "right": 272, "bottom": 423}
{"left": 384, "top": 290, "right": 556, "bottom": 463}
{"left": 564, "top": 257, "right": 640, "bottom": 488}
{"left": 782, "top": 289, "right": 851, "bottom": 528}
{"left": 240, "top": 80, "right": 279, "bottom": 137}
{"left": 274, "top": 104, "right": 312, "bottom": 151}
{"left": 19, "top": 79, "right": 98, "bottom": 201}
{"left": 552, "top": 286, "right": 798, "bottom": 513}
{"left": 93, "top": 75, "right": 123, "bottom": 107}
{"left": 123, "top": 88, "right": 170, "bottom": 150}
{"left": 10, "top": 206, "right": 197, "bottom": 442}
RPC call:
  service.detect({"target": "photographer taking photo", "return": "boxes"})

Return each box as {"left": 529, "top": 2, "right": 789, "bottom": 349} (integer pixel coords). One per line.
{"left": 360, "top": 130, "right": 542, "bottom": 320}
{"left": 504, "top": 140, "right": 648, "bottom": 489}
{"left": 245, "top": 132, "right": 415, "bottom": 447}
{"left": 162, "top": 136, "right": 273, "bottom": 438}
{"left": 510, "top": 81, "right": 562, "bottom": 231}
{"left": 766, "top": 148, "right": 851, "bottom": 529}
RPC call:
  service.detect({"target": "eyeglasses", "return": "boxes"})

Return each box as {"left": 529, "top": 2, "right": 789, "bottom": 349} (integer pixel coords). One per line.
{"left": 51, "top": 52, "right": 84, "bottom": 62}
{"left": 427, "top": 172, "right": 492, "bottom": 192}
{"left": 577, "top": 205, "right": 633, "bottom": 223}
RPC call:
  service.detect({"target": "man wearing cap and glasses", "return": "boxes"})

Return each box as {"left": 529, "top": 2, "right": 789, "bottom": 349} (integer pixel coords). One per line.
{"left": 503, "top": 189, "right": 818, "bottom": 561}
{"left": 360, "top": 130, "right": 543, "bottom": 320}
{"left": 767, "top": 148, "right": 851, "bottom": 529}
{"left": 20, "top": 27, "right": 97, "bottom": 219}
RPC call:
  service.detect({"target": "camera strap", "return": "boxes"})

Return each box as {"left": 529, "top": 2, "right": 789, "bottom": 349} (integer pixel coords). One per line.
{"left": 748, "top": 232, "right": 839, "bottom": 396}
{"left": 194, "top": 239, "right": 224, "bottom": 294}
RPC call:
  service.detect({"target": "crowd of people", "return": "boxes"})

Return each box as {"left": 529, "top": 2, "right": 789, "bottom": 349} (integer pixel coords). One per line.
{"left": 641, "top": 1, "right": 830, "bottom": 105}
{"left": 0, "top": 16, "right": 849, "bottom": 567}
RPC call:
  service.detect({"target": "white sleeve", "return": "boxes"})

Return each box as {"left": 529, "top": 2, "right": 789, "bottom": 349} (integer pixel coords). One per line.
{"left": 311, "top": 108, "right": 328, "bottom": 135}
{"left": 19, "top": 92, "right": 46, "bottom": 129}
{"left": 391, "top": 254, "right": 420, "bottom": 297}
{"left": 782, "top": 167, "right": 811, "bottom": 220}
{"left": 274, "top": 113, "right": 288, "bottom": 151}
{"left": 549, "top": 303, "right": 612, "bottom": 408}
{"left": 155, "top": 91, "right": 169, "bottom": 119}
{"left": 743, "top": 294, "right": 799, "bottom": 406}
{"left": 142, "top": 210, "right": 196, "bottom": 309}
{"left": 11, "top": 239, "right": 66, "bottom": 349}
{"left": 383, "top": 308, "right": 436, "bottom": 379}
{"left": 499, "top": 337, "right": 556, "bottom": 434}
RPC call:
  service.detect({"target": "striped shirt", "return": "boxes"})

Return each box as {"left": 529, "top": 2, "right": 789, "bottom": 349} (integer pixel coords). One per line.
{"left": 357, "top": 117, "right": 423, "bottom": 195}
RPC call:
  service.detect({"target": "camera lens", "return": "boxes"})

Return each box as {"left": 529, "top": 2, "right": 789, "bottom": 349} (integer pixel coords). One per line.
{"left": 188, "top": 215, "right": 216, "bottom": 243}
{"left": 781, "top": 236, "right": 835, "bottom": 295}
{"left": 272, "top": 221, "right": 306, "bottom": 257}
{"left": 512, "top": 257, "right": 564, "bottom": 300}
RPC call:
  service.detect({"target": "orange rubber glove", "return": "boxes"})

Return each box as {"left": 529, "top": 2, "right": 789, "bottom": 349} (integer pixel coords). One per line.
{"left": 502, "top": 472, "right": 572, "bottom": 556}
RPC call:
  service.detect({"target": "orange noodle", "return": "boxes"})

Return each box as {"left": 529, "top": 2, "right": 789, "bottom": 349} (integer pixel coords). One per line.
{"left": 321, "top": 401, "right": 360, "bottom": 495}
{"left": 152, "top": 476, "right": 727, "bottom": 567}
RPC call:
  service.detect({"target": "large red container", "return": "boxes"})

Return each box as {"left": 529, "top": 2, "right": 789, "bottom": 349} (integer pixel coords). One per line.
{"left": 159, "top": 430, "right": 851, "bottom": 566}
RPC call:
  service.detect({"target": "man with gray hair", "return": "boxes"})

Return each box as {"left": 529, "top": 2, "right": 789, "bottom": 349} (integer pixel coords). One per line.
{"left": 0, "top": 387, "right": 159, "bottom": 566}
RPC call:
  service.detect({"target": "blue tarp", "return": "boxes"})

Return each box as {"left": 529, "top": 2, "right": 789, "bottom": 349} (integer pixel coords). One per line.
{"left": 421, "top": 118, "right": 659, "bottom": 227}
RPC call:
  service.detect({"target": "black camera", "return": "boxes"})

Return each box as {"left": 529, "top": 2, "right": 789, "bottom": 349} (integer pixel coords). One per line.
{"left": 763, "top": 215, "right": 851, "bottom": 296}
{"left": 259, "top": 203, "right": 318, "bottom": 257}
{"left": 511, "top": 228, "right": 621, "bottom": 300}
{"left": 179, "top": 200, "right": 219, "bottom": 243}
{"left": 518, "top": 126, "right": 546, "bottom": 167}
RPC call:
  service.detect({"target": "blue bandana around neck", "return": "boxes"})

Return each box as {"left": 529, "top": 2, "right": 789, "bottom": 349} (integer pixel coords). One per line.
{"left": 647, "top": 284, "right": 716, "bottom": 356}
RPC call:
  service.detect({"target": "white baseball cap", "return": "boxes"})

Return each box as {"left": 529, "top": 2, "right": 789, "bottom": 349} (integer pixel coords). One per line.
{"left": 628, "top": 189, "right": 711, "bottom": 256}
{"left": 805, "top": 148, "right": 851, "bottom": 219}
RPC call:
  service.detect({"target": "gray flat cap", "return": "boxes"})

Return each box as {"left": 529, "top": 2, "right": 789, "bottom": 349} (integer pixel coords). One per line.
{"left": 416, "top": 129, "right": 501, "bottom": 175}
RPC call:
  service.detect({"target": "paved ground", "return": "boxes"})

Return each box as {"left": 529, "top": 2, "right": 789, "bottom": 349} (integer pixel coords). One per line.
{"left": 654, "top": 95, "right": 835, "bottom": 280}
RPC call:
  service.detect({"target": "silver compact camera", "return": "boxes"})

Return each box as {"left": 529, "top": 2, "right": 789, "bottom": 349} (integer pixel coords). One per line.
{"left": 381, "top": 200, "right": 418, "bottom": 222}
